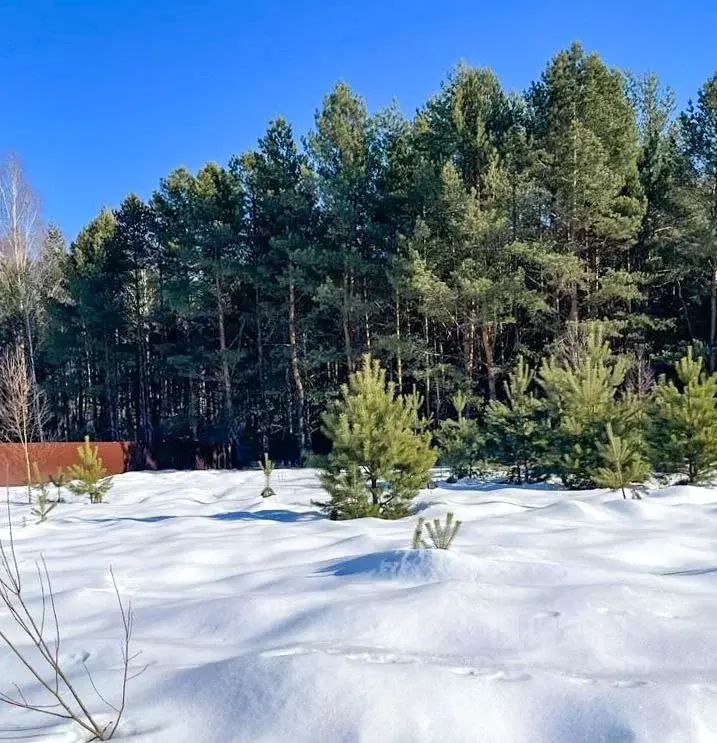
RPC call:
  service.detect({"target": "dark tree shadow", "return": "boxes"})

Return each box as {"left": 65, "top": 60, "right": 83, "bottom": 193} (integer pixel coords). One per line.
{"left": 437, "top": 479, "right": 561, "bottom": 492}
{"left": 88, "top": 509, "right": 324, "bottom": 525}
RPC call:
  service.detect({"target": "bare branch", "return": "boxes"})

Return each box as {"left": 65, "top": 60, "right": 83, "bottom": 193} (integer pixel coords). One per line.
{"left": 0, "top": 497, "right": 138, "bottom": 739}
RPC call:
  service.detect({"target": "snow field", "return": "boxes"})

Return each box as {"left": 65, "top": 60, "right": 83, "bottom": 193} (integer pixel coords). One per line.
{"left": 1, "top": 470, "right": 716, "bottom": 742}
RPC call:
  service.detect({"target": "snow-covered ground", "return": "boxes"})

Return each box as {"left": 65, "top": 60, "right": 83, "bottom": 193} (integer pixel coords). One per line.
{"left": 1, "top": 470, "right": 717, "bottom": 742}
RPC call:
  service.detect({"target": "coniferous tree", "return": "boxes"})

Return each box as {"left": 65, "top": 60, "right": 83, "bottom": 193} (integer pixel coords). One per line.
{"left": 538, "top": 324, "right": 640, "bottom": 487}
{"left": 435, "top": 391, "right": 484, "bottom": 481}
{"left": 680, "top": 73, "right": 717, "bottom": 368}
{"left": 595, "top": 422, "right": 649, "bottom": 499}
{"left": 527, "top": 43, "right": 645, "bottom": 324}
{"left": 485, "top": 356, "right": 546, "bottom": 483}
{"left": 317, "top": 355, "right": 435, "bottom": 519}
{"left": 648, "top": 347, "right": 717, "bottom": 483}
{"left": 68, "top": 436, "right": 113, "bottom": 503}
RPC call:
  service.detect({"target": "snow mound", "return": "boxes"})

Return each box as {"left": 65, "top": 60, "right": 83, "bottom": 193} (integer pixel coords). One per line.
{"left": 323, "top": 548, "right": 483, "bottom": 582}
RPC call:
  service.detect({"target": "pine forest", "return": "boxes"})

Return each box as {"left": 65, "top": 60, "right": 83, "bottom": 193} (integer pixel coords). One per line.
{"left": 2, "top": 42, "right": 717, "bottom": 472}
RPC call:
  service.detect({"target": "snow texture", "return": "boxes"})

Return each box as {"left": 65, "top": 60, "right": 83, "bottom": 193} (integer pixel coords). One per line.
{"left": 1, "top": 470, "right": 717, "bottom": 742}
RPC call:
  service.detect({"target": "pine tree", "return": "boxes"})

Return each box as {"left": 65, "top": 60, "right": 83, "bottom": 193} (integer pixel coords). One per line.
{"left": 317, "top": 355, "right": 436, "bottom": 520}
{"left": 595, "top": 422, "right": 649, "bottom": 499}
{"left": 648, "top": 348, "right": 717, "bottom": 483}
{"left": 259, "top": 453, "right": 275, "bottom": 498}
{"left": 680, "top": 73, "right": 717, "bottom": 369}
{"left": 538, "top": 324, "right": 640, "bottom": 487}
{"left": 435, "top": 391, "right": 484, "bottom": 481}
{"left": 30, "top": 463, "right": 58, "bottom": 523}
{"left": 412, "top": 512, "right": 462, "bottom": 550}
{"left": 528, "top": 43, "right": 645, "bottom": 323}
{"left": 68, "top": 436, "right": 113, "bottom": 503}
{"left": 485, "top": 356, "right": 546, "bottom": 483}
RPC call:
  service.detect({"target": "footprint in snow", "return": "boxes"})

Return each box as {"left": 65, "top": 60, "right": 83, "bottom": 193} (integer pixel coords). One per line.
{"left": 60, "top": 650, "right": 91, "bottom": 666}
{"left": 611, "top": 679, "right": 647, "bottom": 688}
{"left": 261, "top": 646, "right": 309, "bottom": 658}
{"left": 494, "top": 671, "right": 533, "bottom": 682}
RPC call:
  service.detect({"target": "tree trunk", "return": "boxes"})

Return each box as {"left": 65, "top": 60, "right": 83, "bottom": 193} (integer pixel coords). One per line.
{"left": 216, "top": 273, "right": 234, "bottom": 425}
{"left": 710, "top": 263, "right": 717, "bottom": 372}
{"left": 395, "top": 290, "right": 403, "bottom": 392}
{"left": 288, "top": 269, "right": 306, "bottom": 459}
{"left": 256, "top": 285, "right": 269, "bottom": 455}
{"left": 481, "top": 324, "right": 496, "bottom": 400}
{"left": 424, "top": 314, "right": 431, "bottom": 418}
{"left": 569, "top": 285, "right": 579, "bottom": 323}
{"left": 343, "top": 263, "right": 353, "bottom": 372}
{"left": 22, "top": 308, "right": 43, "bottom": 441}
{"left": 363, "top": 278, "right": 371, "bottom": 352}
{"left": 464, "top": 318, "right": 476, "bottom": 380}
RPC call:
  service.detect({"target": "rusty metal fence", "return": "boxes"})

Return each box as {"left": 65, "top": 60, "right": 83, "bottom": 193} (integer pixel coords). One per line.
{"left": 0, "top": 442, "right": 141, "bottom": 486}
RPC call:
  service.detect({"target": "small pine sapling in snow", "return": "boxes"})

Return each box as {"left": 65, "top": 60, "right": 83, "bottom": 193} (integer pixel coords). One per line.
{"left": 30, "top": 463, "right": 57, "bottom": 524}
{"left": 485, "top": 356, "right": 546, "bottom": 484}
{"left": 538, "top": 324, "right": 634, "bottom": 488}
{"left": 411, "top": 512, "right": 462, "bottom": 550}
{"left": 595, "top": 423, "right": 649, "bottom": 499}
{"left": 412, "top": 517, "right": 427, "bottom": 549}
{"left": 260, "top": 453, "right": 275, "bottom": 498}
{"left": 436, "top": 391, "right": 484, "bottom": 482}
{"left": 68, "top": 436, "right": 112, "bottom": 503}
{"left": 318, "top": 355, "right": 436, "bottom": 520}
{"left": 648, "top": 348, "right": 717, "bottom": 483}
{"left": 48, "top": 467, "right": 67, "bottom": 503}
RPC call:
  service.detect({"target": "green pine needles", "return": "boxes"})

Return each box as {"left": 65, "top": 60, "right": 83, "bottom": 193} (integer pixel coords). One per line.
{"left": 595, "top": 423, "right": 649, "bottom": 499}
{"left": 537, "top": 324, "right": 639, "bottom": 488}
{"left": 436, "top": 391, "right": 484, "bottom": 482}
{"left": 486, "top": 356, "right": 545, "bottom": 484}
{"left": 317, "top": 355, "right": 436, "bottom": 520}
{"left": 412, "top": 512, "right": 462, "bottom": 550}
{"left": 48, "top": 468, "right": 67, "bottom": 503}
{"left": 68, "top": 436, "right": 113, "bottom": 504}
{"left": 648, "top": 348, "right": 717, "bottom": 483}
{"left": 30, "top": 463, "right": 58, "bottom": 524}
{"left": 259, "top": 453, "right": 276, "bottom": 498}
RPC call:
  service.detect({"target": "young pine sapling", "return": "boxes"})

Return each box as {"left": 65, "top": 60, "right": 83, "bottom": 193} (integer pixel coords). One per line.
{"left": 30, "top": 463, "right": 57, "bottom": 524}
{"left": 595, "top": 423, "right": 649, "bottom": 499}
{"left": 48, "top": 467, "right": 67, "bottom": 503}
{"left": 260, "top": 453, "right": 275, "bottom": 498}
{"left": 68, "top": 436, "right": 112, "bottom": 504}
{"left": 412, "top": 512, "right": 462, "bottom": 550}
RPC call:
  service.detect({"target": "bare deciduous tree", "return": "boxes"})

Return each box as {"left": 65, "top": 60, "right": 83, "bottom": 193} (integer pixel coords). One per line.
{"left": 0, "top": 153, "right": 45, "bottom": 440}
{"left": 0, "top": 496, "right": 140, "bottom": 740}
{"left": 0, "top": 343, "right": 48, "bottom": 501}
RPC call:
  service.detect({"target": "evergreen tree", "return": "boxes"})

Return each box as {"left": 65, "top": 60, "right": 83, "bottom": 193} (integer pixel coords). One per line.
{"left": 680, "top": 73, "right": 717, "bottom": 368}
{"left": 648, "top": 347, "right": 717, "bottom": 483}
{"left": 68, "top": 436, "right": 113, "bottom": 503}
{"left": 485, "top": 356, "right": 546, "bottom": 483}
{"left": 435, "top": 391, "right": 484, "bottom": 481}
{"left": 538, "top": 324, "right": 640, "bottom": 487}
{"left": 317, "top": 355, "right": 435, "bottom": 520}
{"left": 595, "top": 422, "right": 649, "bottom": 499}
{"left": 527, "top": 43, "right": 645, "bottom": 323}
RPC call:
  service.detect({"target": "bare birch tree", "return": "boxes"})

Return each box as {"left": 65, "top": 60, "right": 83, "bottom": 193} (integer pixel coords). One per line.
{"left": 0, "top": 343, "right": 48, "bottom": 501}
{"left": 0, "top": 153, "right": 45, "bottom": 440}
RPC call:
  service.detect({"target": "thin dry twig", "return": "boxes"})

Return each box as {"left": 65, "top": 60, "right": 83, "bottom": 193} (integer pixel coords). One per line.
{"left": 0, "top": 490, "right": 141, "bottom": 740}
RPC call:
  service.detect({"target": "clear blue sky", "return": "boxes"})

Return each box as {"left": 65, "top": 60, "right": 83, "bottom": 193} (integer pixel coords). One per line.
{"left": 2, "top": 0, "right": 716, "bottom": 240}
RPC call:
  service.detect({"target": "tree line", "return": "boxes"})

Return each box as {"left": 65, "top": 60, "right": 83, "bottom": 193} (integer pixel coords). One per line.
{"left": 2, "top": 42, "right": 717, "bottom": 466}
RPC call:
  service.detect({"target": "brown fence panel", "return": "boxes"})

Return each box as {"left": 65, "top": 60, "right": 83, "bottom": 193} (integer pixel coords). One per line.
{"left": 0, "top": 442, "right": 141, "bottom": 487}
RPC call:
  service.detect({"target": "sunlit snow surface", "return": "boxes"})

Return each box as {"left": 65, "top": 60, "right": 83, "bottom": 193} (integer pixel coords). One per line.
{"left": 1, "top": 470, "right": 717, "bottom": 742}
